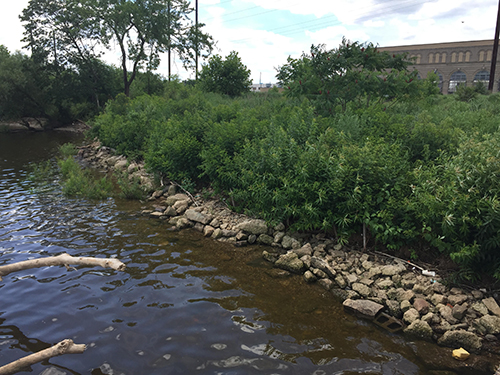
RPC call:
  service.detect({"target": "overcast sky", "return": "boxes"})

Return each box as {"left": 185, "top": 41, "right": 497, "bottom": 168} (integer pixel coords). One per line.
{"left": 1, "top": 0, "right": 498, "bottom": 84}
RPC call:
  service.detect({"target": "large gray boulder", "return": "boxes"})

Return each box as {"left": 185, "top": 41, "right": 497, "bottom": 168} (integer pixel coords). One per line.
{"left": 165, "top": 193, "right": 189, "bottom": 206}
{"left": 474, "top": 314, "right": 500, "bottom": 335}
{"left": 343, "top": 299, "right": 384, "bottom": 320}
{"left": 482, "top": 297, "right": 500, "bottom": 317}
{"left": 185, "top": 209, "right": 212, "bottom": 225}
{"left": 404, "top": 319, "right": 433, "bottom": 340}
{"left": 437, "top": 330, "right": 482, "bottom": 353}
{"left": 235, "top": 219, "right": 268, "bottom": 235}
{"left": 275, "top": 253, "right": 306, "bottom": 274}
{"left": 310, "top": 257, "right": 336, "bottom": 278}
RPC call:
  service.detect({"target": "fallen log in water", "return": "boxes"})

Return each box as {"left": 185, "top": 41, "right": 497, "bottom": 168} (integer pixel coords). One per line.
{"left": 0, "top": 253, "right": 126, "bottom": 281}
{"left": 0, "top": 339, "right": 86, "bottom": 375}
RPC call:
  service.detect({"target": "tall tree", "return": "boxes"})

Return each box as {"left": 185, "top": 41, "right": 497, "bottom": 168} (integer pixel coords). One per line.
{"left": 21, "top": 0, "right": 213, "bottom": 96}
{"left": 199, "top": 51, "right": 252, "bottom": 97}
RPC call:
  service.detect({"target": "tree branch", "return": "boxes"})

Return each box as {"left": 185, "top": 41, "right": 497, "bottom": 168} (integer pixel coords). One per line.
{"left": 0, "top": 253, "right": 126, "bottom": 281}
{"left": 0, "top": 339, "right": 86, "bottom": 375}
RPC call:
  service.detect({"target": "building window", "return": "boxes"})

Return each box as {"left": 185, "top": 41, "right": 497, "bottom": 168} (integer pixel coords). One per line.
{"left": 428, "top": 53, "right": 434, "bottom": 63}
{"left": 435, "top": 53, "right": 440, "bottom": 63}
{"left": 441, "top": 53, "right": 446, "bottom": 63}
{"left": 458, "top": 52, "right": 464, "bottom": 62}
{"left": 487, "top": 50, "right": 492, "bottom": 61}
{"left": 451, "top": 52, "right": 457, "bottom": 63}
{"left": 416, "top": 54, "right": 421, "bottom": 64}
{"left": 465, "top": 51, "right": 471, "bottom": 62}
{"left": 479, "top": 50, "right": 485, "bottom": 61}
{"left": 474, "top": 70, "right": 490, "bottom": 88}
{"left": 449, "top": 71, "right": 467, "bottom": 93}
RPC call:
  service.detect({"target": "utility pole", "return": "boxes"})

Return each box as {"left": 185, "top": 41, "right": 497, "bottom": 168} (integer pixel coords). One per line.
{"left": 167, "top": 0, "right": 171, "bottom": 81}
{"left": 489, "top": 0, "right": 500, "bottom": 91}
{"left": 195, "top": 0, "right": 199, "bottom": 80}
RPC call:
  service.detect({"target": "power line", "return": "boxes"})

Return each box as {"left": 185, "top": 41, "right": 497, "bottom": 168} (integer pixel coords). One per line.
{"left": 228, "top": 0, "right": 429, "bottom": 44}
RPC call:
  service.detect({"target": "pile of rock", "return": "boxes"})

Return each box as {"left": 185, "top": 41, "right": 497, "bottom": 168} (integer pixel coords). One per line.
{"left": 79, "top": 141, "right": 500, "bottom": 355}
{"left": 77, "top": 142, "right": 154, "bottom": 191}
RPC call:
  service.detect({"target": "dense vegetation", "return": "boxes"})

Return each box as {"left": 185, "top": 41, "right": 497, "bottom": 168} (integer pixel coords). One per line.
{"left": 5, "top": 6, "right": 500, "bottom": 282}
{"left": 88, "top": 73, "right": 500, "bottom": 282}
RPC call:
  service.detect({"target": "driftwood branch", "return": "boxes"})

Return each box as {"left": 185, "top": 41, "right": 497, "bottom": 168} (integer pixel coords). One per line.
{"left": 0, "top": 339, "right": 86, "bottom": 375}
{"left": 0, "top": 253, "right": 126, "bottom": 281}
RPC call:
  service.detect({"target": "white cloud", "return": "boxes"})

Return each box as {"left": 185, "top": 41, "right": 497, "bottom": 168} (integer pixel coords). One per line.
{"left": 0, "top": 1, "right": 29, "bottom": 52}
{"left": 363, "top": 20, "right": 385, "bottom": 28}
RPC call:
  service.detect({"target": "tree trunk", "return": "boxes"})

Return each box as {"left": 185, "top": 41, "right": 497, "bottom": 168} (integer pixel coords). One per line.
{"left": 0, "top": 339, "right": 86, "bottom": 375}
{"left": 0, "top": 253, "right": 126, "bottom": 281}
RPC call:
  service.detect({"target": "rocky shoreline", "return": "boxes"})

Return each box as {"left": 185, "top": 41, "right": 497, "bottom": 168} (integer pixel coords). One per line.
{"left": 77, "top": 140, "right": 500, "bottom": 372}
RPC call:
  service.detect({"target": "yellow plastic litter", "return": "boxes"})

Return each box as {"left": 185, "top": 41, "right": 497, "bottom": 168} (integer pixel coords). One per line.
{"left": 452, "top": 347, "right": 470, "bottom": 361}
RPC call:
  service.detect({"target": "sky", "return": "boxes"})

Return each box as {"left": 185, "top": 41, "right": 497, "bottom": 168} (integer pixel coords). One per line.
{"left": 1, "top": 0, "right": 498, "bottom": 85}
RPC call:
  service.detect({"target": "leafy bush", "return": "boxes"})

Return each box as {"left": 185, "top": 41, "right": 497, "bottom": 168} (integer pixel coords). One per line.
{"left": 58, "top": 157, "right": 113, "bottom": 199}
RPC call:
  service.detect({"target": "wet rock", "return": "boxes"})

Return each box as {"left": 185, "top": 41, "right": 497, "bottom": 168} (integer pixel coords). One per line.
{"left": 265, "top": 269, "right": 291, "bottom": 279}
{"left": 431, "top": 294, "right": 447, "bottom": 306}
{"left": 209, "top": 218, "right": 221, "bottom": 228}
{"left": 211, "top": 228, "right": 222, "bottom": 239}
{"left": 292, "top": 243, "right": 313, "bottom": 257}
{"left": 303, "top": 270, "right": 317, "bottom": 283}
{"left": 164, "top": 206, "right": 177, "bottom": 216}
{"left": 173, "top": 200, "right": 189, "bottom": 214}
{"left": 386, "top": 300, "right": 402, "bottom": 319}
{"left": 262, "top": 251, "right": 278, "bottom": 263}
{"left": 474, "top": 314, "right": 500, "bottom": 335}
{"left": 375, "top": 278, "right": 394, "bottom": 289}
{"left": 448, "top": 294, "right": 468, "bottom": 306}
{"left": 439, "top": 304, "right": 458, "bottom": 325}
{"left": 185, "top": 209, "right": 212, "bottom": 225}
{"left": 281, "top": 235, "right": 300, "bottom": 250}
{"left": 274, "top": 222, "right": 285, "bottom": 232}
{"left": 352, "top": 283, "right": 371, "bottom": 297}
{"left": 422, "top": 312, "right": 440, "bottom": 325}
{"left": 300, "top": 255, "right": 311, "bottom": 269}
{"left": 310, "top": 257, "right": 336, "bottom": 278}
{"left": 396, "top": 289, "right": 415, "bottom": 303}
{"left": 275, "top": 253, "right": 306, "bottom": 274}
{"left": 318, "top": 278, "right": 333, "bottom": 290}
{"left": 149, "top": 211, "right": 163, "bottom": 219}
{"left": 345, "top": 273, "right": 358, "bottom": 286}
{"left": 482, "top": 297, "right": 500, "bottom": 317}
{"left": 403, "top": 308, "right": 420, "bottom": 324}
{"left": 235, "top": 219, "right": 268, "bottom": 235}
{"left": 274, "top": 231, "right": 285, "bottom": 243}
{"left": 203, "top": 225, "right": 215, "bottom": 237}
{"left": 381, "top": 264, "right": 406, "bottom": 276}
{"left": 257, "top": 234, "right": 274, "bottom": 245}
{"left": 404, "top": 319, "right": 433, "bottom": 340}
{"left": 400, "top": 300, "right": 412, "bottom": 314}
{"left": 431, "top": 282, "right": 447, "bottom": 294}
{"left": 471, "top": 290, "right": 484, "bottom": 300}
{"left": 312, "top": 268, "right": 327, "bottom": 279}
{"left": 452, "top": 303, "right": 468, "bottom": 321}
{"left": 175, "top": 217, "right": 193, "bottom": 229}
{"left": 471, "top": 301, "right": 489, "bottom": 316}
{"left": 437, "top": 329, "right": 482, "bottom": 353}
{"left": 343, "top": 299, "right": 384, "bottom": 320}
{"left": 413, "top": 298, "right": 430, "bottom": 315}
{"left": 334, "top": 274, "right": 347, "bottom": 288}
{"left": 165, "top": 194, "right": 189, "bottom": 206}
{"left": 248, "top": 234, "right": 257, "bottom": 244}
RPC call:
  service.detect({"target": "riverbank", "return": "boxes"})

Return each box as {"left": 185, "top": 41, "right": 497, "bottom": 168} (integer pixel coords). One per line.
{"left": 78, "top": 140, "right": 500, "bottom": 373}
{"left": 0, "top": 118, "right": 90, "bottom": 133}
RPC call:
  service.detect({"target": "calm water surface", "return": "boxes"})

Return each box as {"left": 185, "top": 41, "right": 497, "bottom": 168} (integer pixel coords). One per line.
{"left": 0, "top": 132, "right": 475, "bottom": 374}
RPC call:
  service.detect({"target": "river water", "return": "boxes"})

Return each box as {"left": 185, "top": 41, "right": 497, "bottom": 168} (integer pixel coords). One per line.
{"left": 0, "top": 132, "right": 490, "bottom": 375}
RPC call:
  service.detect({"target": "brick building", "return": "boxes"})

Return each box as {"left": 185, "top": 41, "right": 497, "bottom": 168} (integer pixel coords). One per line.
{"left": 379, "top": 39, "right": 499, "bottom": 94}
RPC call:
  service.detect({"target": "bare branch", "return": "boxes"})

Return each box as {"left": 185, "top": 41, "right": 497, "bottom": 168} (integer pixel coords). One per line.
{"left": 0, "top": 253, "right": 126, "bottom": 281}
{"left": 0, "top": 339, "right": 86, "bottom": 375}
